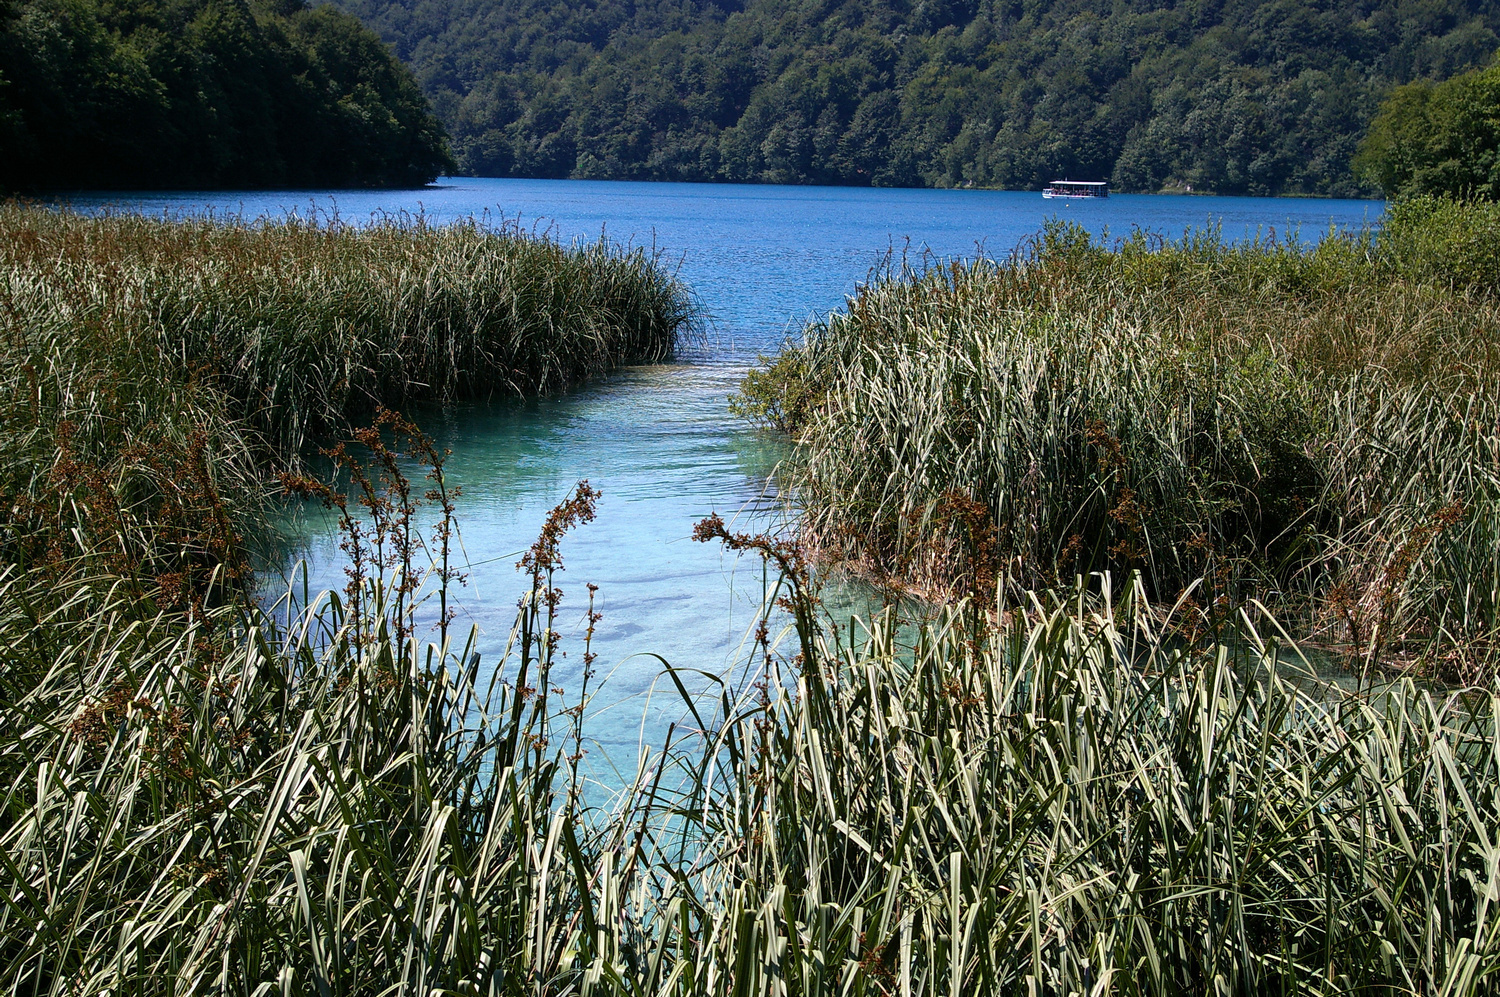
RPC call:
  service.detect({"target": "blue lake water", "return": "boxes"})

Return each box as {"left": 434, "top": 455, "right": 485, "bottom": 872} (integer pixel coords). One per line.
{"left": 58, "top": 179, "right": 1385, "bottom": 769}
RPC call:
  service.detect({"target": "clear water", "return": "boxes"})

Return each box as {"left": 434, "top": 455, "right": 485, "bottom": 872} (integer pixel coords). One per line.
{"left": 58, "top": 179, "right": 1386, "bottom": 765}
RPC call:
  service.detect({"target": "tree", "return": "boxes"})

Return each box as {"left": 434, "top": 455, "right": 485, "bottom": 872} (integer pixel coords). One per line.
{"left": 0, "top": 0, "right": 453, "bottom": 191}
{"left": 1358, "top": 58, "right": 1500, "bottom": 199}
{"left": 326, "top": 0, "right": 1500, "bottom": 194}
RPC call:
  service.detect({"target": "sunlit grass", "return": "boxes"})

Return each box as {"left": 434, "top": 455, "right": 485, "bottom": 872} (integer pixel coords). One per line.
{"left": 0, "top": 202, "right": 695, "bottom": 600}
{"left": 3, "top": 476, "right": 1497, "bottom": 993}
{"left": 739, "top": 204, "right": 1500, "bottom": 681}
{"left": 1, "top": 202, "right": 694, "bottom": 456}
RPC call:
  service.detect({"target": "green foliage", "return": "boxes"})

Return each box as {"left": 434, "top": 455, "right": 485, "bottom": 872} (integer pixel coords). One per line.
{"left": 2, "top": 204, "right": 1499, "bottom": 994}
{"left": 0, "top": 0, "right": 453, "bottom": 189}
{"left": 730, "top": 347, "right": 820, "bottom": 435}
{"left": 6, "top": 488, "right": 1500, "bottom": 991}
{"left": 332, "top": 0, "right": 1500, "bottom": 194}
{"left": 740, "top": 217, "right": 1500, "bottom": 678}
{"left": 0, "top": 469, "right": 627, "bottom": 992}
{"left": 1358, "top": 55, "right": 1500, "bottom": 198}
{"left": 1378, "top": 193, "right": 1500, "bottom": 283}
{"left": 0, "top": 209, "right": 701, "bottom": 990}
{"left": 0, "top": 204, "right": 694, "bottom": 592}
{"left": 665, "top": 565, "right": 1500, "bottom": 995}
{"left": 0, "top": 205, "right": 693, "bottom": 464}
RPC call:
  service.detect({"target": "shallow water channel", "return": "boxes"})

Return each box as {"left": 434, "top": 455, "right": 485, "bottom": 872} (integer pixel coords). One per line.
{"left": 63, "top": 179, "right": 1385, "bottom": 766}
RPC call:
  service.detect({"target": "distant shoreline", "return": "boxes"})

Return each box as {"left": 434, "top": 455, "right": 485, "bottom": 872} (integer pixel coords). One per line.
{"left": 24, "top": 175, "right": 1383, "bottom": 203}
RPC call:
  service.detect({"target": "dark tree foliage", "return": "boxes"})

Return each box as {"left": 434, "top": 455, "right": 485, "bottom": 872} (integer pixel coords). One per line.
{"left": 0, "top": 0, "right": 453, "bottom": 190}
{"left": 327, "top": 0, "right": 1500, "bottom": 194}
{"left": 1357, "top": 57, "right": 1500, "bottom": 198}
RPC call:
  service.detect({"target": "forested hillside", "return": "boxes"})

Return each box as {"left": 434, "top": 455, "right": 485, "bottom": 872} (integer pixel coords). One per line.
{"left": 330, "top": 0, "right": 1500, "bottom": 194}
{"left": 0, "top": 0, "right": 452, "bottom": 190}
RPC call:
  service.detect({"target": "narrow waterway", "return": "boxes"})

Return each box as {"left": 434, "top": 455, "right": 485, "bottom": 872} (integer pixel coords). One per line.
{"left": 60, "top": 179, "right": 1385, "bottom": 759}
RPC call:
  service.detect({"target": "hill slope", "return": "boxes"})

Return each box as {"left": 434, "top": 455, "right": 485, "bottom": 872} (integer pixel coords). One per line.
{"left": 330, "top": 0, "right": 1500, "bottom": 194}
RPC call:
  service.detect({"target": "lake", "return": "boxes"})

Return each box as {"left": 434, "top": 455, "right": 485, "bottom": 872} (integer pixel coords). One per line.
{"left": 58, "top": 178, "right": 1385, "bottom": 769}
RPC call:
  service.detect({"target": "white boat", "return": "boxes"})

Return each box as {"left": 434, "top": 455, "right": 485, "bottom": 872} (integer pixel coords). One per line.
{"left": 1041, "top": 180, "right": 1109, "bottom": 199}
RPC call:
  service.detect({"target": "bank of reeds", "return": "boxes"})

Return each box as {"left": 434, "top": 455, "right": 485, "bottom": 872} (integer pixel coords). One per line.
{"left": 1, "top": 202, "right": 693, "bottom": 456}
{"left": 670, "top": 546, "right": 1500, "bottom": 995}
{"left": 737, "top": 198, "right": 1500, "bottom": 681}
{"left": 4, "top": 462, "right": 1498, "bottom": 993}
{"left": 5, "top": 197, "right": 1498, "bottom": 993}
{"left": 0, "top": 202, "right": 694, "bottom": 592}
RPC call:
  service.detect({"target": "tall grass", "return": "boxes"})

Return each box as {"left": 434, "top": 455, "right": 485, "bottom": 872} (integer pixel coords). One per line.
{"left": 4, "top": 197, "right": 1498, "bottom": 993}
{"left": 0, "top": 203, "right": 694, "bottom": 457}
{"left": 738, "top": 199, "right": 1500, "bottom": 680}
{"left": 667, "top": 547, "right": 1500, "bottom": 995}
{"left": 0, "top": 198, "right": 693, "bottom": 989}
{"left": 0, "top": 202, "right": 694, "bottom": 595}
{"left": 0, "top": 464, "right": 617, "bottom": 993}
{"left": 4, "top": 463, "right": 1498, "bottom": 993}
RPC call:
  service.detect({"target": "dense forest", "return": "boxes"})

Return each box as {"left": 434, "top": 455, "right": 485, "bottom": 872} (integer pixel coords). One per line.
{"left": 328, "top": 0, "right": 1500, "bottom": 194}
{"left": 1357, "top": 55, "right": 1500, "bottom": 197}
{"left": 0, "top": 0, "right": 452, "bottom": 189}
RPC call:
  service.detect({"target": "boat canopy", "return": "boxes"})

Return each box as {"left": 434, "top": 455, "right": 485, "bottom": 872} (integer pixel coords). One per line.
{"left": 1048, "top": 180, "right": 1108, "bottom": 189}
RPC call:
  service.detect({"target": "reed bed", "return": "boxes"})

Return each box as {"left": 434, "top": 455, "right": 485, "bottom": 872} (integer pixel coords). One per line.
{"left": 667, "top": 557, "right": 1500, "bottom": 996}
{"left": 3, "top": 462, "right": 1497, "bottom": 994}
{"left": 0, "top": 203, "right": 694, "bottom": 458}
{"left": 0, "top": 466, "right": 605, "bottom": 994}
{"left": 738, "top": 199, "right": 1500, "bottom": 680}
{"left": 0, "top": 202, "right": 694, "bottom": 593}
{"left": 4, "top": 197, "right": 1497, "bottom": 993}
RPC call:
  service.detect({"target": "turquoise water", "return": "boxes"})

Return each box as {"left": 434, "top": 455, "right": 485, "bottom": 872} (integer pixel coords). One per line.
{"left": 60, "top": 178, "right": 1385, "bottom": 765}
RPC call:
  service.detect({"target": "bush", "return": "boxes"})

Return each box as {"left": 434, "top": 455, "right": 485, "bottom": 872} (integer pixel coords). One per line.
{"left": 1378, "top": 194, "right": 1500, "bottom": 289}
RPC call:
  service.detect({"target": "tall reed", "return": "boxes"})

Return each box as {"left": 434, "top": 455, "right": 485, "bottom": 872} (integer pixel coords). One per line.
{"left": 660, "top": 543, "right": 1500, "bottom": 995}
{"left": 0, "top": 194, "right": 694, "bottom": 986}
{"left": 5, "top": 197, "right": 1497, "bottom": 994}
{"left": 0, "top": 456, "right": 625, "bottom": 993}
{"left": 0, "top": 203, "right": 695, "bottom": 458}
{"left": 5, "top": 464, "right": 1498, "bottom": 993}
{"left": 0, "top": 203, "right": 695, "bottom": 595}
{"left": 738, "top": 203, "right": 1500, "bottom": 679}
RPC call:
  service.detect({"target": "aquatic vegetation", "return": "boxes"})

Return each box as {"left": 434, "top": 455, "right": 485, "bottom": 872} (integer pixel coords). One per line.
{"left": 0, "top": 202, "right": 694, "bottom": 585}
{"left": 0, "top": 203, "right": 693, "bottom": 456}
{"left": 3, "top": 459, "right": 1498, "bottom": 992}
{"left": 667, "top": 556, "right": 1500, "bottom": 996}
{"left": 739, "top": 203, "right": 1500, "bottom": 680}
{"left": 3, "top": 200, "right": 1497, "bottom": 993}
